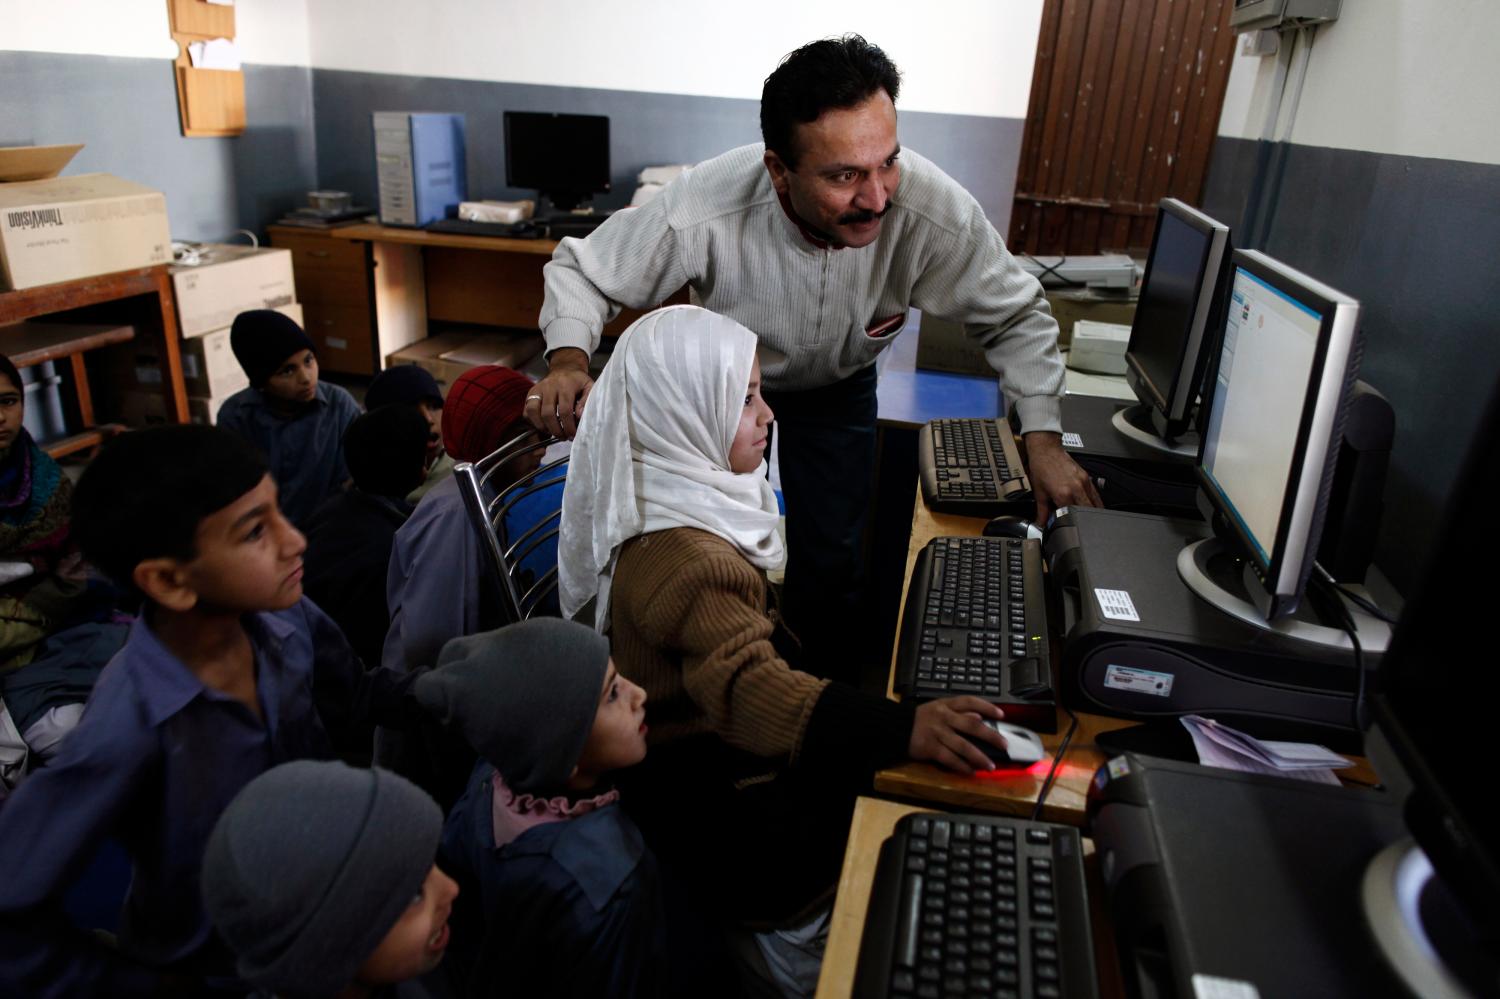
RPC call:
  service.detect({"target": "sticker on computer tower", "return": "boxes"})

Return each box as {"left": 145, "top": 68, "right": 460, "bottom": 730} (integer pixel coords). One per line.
{"left": 1094, "top": 588, "right": 1139, "bottom": 621}
{"left": 1191, "top": 974, "right": 1260, "bottom": 999}
{"left": 1062, "top": 432, "right": 1083, "bottom": 448}
{"left": 1103, "top": 664, "right": 1174, "bottom": 697}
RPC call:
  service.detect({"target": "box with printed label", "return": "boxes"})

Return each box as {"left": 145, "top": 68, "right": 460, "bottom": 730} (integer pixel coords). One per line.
{"left": 170, "top": 244, "right": 297, "bottom": 338}
{"left": 0, "top": 158, "right": 172, "bottom": 291}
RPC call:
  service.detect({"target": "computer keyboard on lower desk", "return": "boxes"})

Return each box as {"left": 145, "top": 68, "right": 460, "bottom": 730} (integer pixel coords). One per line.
{"left": 919, "top": 419, "right": 1034, "bottom": 517}
{"left": 423, "top": 218, "right": 544, "bottom": 238}
{"left": 854, "top": 812, "right": 1098, "bottom": 999}
{"left": 895, "top": 537, "right": 1057, "bottom": 732}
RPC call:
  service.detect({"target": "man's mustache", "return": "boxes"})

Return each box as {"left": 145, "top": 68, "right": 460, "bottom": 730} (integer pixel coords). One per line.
{"left": 837, "top": 203, "right": 892, "bottom": 226}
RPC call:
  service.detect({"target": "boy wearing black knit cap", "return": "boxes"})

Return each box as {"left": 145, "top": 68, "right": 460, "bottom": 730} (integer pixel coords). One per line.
{"left": 365, "top": 364, "right": 453, "bottom": 502}
{"left": 217, "top": 308, "right": 361, "bottom": 526}
{"left": 0, "top": 425, "right": 426, "bottom": 996}
{"left": 202, "top": 759, "right": 458, "bottom": 998}
{"left": 416, "top": 618, "right": 667, "bottom": 998}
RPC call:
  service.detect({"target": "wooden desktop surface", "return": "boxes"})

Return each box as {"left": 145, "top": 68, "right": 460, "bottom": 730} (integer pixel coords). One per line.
{"left": 816, "top": 796, "right": 1123, "bottom": 999}
{"left": 875, "top": 490, "right": 1380, "bottom": 824}
{"left": 328, "top": 222, "right": 561, "bottom": 256}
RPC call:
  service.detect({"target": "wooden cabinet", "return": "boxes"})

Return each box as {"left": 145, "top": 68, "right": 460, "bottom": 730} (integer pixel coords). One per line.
{"left": 267, "top": 225, "right": 425, "bottom": 376}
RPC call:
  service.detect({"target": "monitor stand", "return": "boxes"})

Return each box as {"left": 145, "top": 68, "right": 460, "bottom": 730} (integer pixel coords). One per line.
{"left": 1109, "top": 402, "right": 1198, "bottom": 458}
{"left": 1362, "top": 840, "right": 1492, "bottom": 998}
{"left": 1176, "top": 537, "right": 1391, "bottom": 653}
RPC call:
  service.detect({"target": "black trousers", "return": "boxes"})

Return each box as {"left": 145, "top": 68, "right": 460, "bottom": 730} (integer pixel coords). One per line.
{"left": 763, "top": 364, "right": 880, "bottom": 686}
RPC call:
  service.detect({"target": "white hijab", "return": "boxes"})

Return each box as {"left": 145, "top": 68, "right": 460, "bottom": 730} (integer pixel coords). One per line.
{"left": 559, "top": 305, "right": 785, "bottom": 630}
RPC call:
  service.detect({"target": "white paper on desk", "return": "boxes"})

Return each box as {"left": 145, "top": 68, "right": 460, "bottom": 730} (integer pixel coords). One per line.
{"left": 1182, "top": 715, "right": 1346, "bottom": 785}
{"left": 187, "top": 38, "right": 241, "bottom": 70}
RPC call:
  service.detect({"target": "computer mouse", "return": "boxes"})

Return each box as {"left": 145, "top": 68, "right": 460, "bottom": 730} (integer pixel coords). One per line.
{"left": 965, "top": 719, "right": 1048, "bottom": 769}
{"left": 982, "top": 515, "right": 1043, "bottom": 541}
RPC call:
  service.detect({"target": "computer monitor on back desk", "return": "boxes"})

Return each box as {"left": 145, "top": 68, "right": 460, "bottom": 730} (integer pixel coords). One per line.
{"left": 503, "top": 110, "right": 611, "bottom": 219}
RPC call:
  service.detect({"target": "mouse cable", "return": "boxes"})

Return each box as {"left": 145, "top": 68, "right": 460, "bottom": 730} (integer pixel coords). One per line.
{"left": 1311, "top": 562, "right": 1397, "bottom": 624}
{"left": 1030, "top": 706, "right": 1080, "bottom": 823}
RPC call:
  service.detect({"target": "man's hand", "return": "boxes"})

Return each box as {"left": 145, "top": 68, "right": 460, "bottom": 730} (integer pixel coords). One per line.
{"left": 1024, "top": 431, "right": 1102, "bottom": 522}
{"left": 524, "top": 348, "right": 596, "bottom": 439}
{"left": 909, "top": 696, "right": 1009, "bottom": 774}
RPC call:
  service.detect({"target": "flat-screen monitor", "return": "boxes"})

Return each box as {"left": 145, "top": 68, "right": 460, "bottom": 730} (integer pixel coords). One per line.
{"left": 1124, "top": 198, "right": 1232, "bottom": 441}
{"left": 1196, "top": 249, "right": 1361, "bottom": 620}
{"left": 1362, "top": 378, "right": 1499, "bottom": 993}
{"left": 503, "top": 111, "right": 610, "bottom": 212}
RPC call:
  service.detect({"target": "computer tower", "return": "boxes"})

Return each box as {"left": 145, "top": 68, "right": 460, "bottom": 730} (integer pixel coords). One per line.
{"left": 373, "top": 112, "right": 467, "bottom": 228}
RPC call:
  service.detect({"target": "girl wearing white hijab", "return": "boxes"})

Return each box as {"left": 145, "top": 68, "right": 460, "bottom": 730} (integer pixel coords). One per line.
{"left": 558, "top": 306, "right": 1008, "bottom": 940}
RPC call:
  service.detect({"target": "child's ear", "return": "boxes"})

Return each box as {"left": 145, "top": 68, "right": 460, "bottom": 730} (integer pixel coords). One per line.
{"left": 132, "top": 558, "right": 199, "bottom": 613}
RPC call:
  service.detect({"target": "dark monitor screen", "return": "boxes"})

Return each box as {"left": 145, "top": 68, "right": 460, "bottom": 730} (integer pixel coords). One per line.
{"left": 1197, "top": 250, "right": 1360, "bottom": 619}
{"left": 1371, "top": 379, "right": 1500, "bottom": 931}
{"left": 503, "top": 111, "right": 610, "bottom": 211}
{"left": 1125, "top": 199, "right": 1230, "bottom": 434}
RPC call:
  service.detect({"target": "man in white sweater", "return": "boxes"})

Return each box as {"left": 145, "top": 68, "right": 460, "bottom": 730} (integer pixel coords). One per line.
{"left": 527, "top": 35, "right": 1099, "bottom": 681}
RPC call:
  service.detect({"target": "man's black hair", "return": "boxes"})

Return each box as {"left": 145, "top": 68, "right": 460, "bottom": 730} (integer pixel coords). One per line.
{"left": 345, "top": 404, "right": 430, "bottom": 498}
{"left": 73, "top": 425, "right": 269, "bottom": 589}
{"left": 760, "top": 34, "right": 902, "bottom": 170}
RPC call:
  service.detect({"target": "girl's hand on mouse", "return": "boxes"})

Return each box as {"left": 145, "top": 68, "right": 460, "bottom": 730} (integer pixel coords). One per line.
{"left": 910, "top": 696, "right": 1008, "bottom": 774}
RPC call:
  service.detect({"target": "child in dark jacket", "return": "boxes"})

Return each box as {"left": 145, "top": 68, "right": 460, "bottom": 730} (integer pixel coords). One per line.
{"left": 0, "top": 425, "right": 424, "bottom": 996}
{"left": 216, "top": 308, "right": 361, "bottom": 526}
{"left": 415, "top": 618, "right": 665, "bottom": 998}
{"left": 202, "top": 759, "right": 458, "bottom": 999}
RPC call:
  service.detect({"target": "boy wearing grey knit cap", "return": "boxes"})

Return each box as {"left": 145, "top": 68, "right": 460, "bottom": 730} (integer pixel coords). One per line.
{"left": 202, "top": 759, "right": 458, "bottom": 998}
{"left": 416, "top": 618, "right": 667, "bottom": 998}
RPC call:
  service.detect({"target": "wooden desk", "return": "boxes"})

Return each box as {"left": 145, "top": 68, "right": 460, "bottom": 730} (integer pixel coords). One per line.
{"left": 816, "top": 797, "right": 1123, "bottom": 999}
{"left": 271, "top": 222, "right": 684, "bottom": 376}
{"left": 0, "top": 265, "right": 188, "bottom": 451}
{"left": 875, "top": 490, "right": 1380, "bottom": 824}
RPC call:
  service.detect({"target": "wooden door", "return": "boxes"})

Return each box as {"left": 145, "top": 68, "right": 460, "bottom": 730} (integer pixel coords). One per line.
{"left": 1008, "top": 0, "right": 1237, "bottom": 256}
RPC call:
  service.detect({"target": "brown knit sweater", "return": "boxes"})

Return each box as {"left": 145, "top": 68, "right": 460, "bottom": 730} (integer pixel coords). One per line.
{"left": 610, "top": 527, "right": 915, "bottom": 770}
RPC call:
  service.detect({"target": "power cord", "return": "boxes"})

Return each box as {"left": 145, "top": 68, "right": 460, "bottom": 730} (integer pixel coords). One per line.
{"left": 1029, "top": 706, "right": 1079, "bottom": 822}
{"left": 1312, "top": 562, "right": 1397, "bottom": 624}
{"left": 1311, "top": 568, "right": 1369, "bottom": 731}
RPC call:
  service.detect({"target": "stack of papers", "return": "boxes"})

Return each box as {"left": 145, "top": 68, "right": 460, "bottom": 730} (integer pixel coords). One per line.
{"left": 1182, "top": 715, "right": 1353, "bottom": 786}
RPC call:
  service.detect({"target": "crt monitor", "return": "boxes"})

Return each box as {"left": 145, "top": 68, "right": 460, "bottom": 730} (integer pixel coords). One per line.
{"left": 1362, "top": 377, "right": 1500, "bottom": 995}
{"left": 1123, "top": 198, "right": 1232, "bottom": 442}
{"left": 503, "top": 111, "right": 611, "bottom": 213}
{"left": 1194, "top": 249, "right": 1362, "bottom": 621}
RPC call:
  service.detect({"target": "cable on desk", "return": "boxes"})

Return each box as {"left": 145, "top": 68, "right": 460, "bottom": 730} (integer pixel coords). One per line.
{"left": 1312, "top": 562, "right": 1397, "bottom": 624}
{"left": 1021, "top": 253, "right": 1087, "bottom": 289}
{"left": 1313, "top": 566, "right": 1369, "bottom": 731}
{"left": 1029, "top": 707, "right": 1079, "bottom": 823}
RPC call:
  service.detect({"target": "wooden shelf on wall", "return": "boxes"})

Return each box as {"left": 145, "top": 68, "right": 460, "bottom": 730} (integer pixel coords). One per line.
{"left": 167, "top": 0, "right": 245, "bottom": 138}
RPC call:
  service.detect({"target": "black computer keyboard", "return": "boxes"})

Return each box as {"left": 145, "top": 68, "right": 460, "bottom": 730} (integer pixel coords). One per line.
{"left": 919, "top": 419, "right": 1034, "bottom": 517}
{"left": 895, "top": 537, "right": 1056, "bottom": 731}
{"left": 854, "top": 812, "right": 1098, "bottom": 999}
{"left": 423, "top": 218, "right": 545, "bottom": 239}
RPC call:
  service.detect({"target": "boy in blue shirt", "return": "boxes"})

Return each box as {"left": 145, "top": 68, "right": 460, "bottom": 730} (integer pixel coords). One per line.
{"left": 217, "top": 309, "right": 361, "bottom": 526}
{"left": 0, "top": 425, "right": 425, "bottom": 996}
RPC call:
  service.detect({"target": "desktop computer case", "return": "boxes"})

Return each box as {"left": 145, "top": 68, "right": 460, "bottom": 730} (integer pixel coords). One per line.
{"left": 374, "top": 112, "right": 467, "bottom": 228}
{"left": 1086, "top": 754, "right": 1403, "bottom": 998}
{"left": 1044, "top": 506, "right": 1376, "bottom": 743}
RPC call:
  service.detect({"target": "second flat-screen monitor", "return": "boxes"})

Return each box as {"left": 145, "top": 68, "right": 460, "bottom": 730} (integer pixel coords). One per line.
{"left": 1123, "top": 198, "right": 1231, "bottom": 441}
{"left": 503, "top": 111, "right": 611, "bottom": 212}
{"left": 1197, "top": 249, "right": 1361, "bottom": 620}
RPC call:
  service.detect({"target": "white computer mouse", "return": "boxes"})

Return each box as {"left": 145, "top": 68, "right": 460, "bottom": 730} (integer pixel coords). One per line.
{"left": 966, "top": 718, "right": 1048, "bottom": 767}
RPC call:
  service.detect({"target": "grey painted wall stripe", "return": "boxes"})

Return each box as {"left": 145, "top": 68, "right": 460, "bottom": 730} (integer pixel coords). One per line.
{"left": 308, "top": 67, "right": 1025, "bottom": 235}
{"left": 0, "top": 51, "right": 318, "bottom": 243}
{"left": 1202, "top": 135, "right": 1500, "bottom": 595}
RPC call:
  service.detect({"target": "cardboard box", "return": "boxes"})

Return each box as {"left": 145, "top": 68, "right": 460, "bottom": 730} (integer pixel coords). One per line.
{"left": 101, "top": 302, "right": 301, "bottom": 398}
{"left": 0, "top": 149, "right": 171, "bottom": 291}
{"left": 170, "top": 244, "right": 296, "bottom": 338}
{"left": 385, "top": 329, "right": 544, "bottom": 395}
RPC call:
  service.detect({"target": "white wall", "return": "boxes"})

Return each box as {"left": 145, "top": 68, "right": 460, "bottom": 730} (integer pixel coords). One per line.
{"left": 304, "top": 0, "right": 1044, "bottom": 119}
{"left": 0, "top": 0, "right": 312, "bottom": 68}
{"left": 1216, "top": 0, "right": 1500, "bottom": 166}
